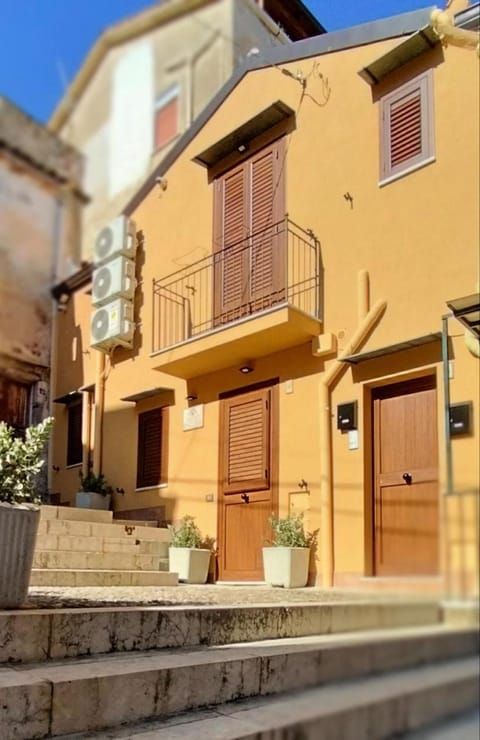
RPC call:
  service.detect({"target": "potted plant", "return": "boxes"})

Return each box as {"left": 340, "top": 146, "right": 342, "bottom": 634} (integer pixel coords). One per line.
{"left": 0, "top": 416, "right": 53, "bottom": 608}
{"left": 263, "top": 512, "right": 315, "bottom": 588}
{"left": 76, "top": 467, "right": 113, "bottom": 510}
{"left": 168, "top": 515, "right": 212, "bottom": 584}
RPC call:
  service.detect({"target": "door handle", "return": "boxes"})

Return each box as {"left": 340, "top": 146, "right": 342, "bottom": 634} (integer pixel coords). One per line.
{"left": 402, "top": 473, "right": 412, "bottom": 485}
{"left": 240, "top": 493, "right": 250, "bottom": 503}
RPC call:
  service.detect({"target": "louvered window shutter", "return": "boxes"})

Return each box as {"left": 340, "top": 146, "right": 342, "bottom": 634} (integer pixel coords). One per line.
{"left": 221, "top": 166, "right": 248, "bottom": 312}
{"left": 381, "top": 71, "right": 433, "bottom": 180}
{"left": 137, "top": 408, "right": 169, "bottom": 488}
{"left": 223, "top": 389, "right": 270, "bottom": 494}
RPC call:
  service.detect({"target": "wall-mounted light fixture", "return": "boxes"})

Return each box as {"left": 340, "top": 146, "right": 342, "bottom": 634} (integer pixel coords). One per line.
{"left": 239, "top": 364, "right": 254, "bottom": 374}
{"left": 237, "top": 143, "right": 247, "bottom": 153}
{"left": 298, "top": 479, "right": 308, "bottom": 489}
{"left": 185, "top": 394, "right": 198, "bottom": 402}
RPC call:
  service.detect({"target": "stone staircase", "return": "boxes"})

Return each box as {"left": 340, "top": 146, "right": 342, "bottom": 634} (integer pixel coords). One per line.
{"left": 0, "top": 599, "right": 478, "bottom": 738}
{"left": 31, "top": 505, "right": 177, "bottom": 587}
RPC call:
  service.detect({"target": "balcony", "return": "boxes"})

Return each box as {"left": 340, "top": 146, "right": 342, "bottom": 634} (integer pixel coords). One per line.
{"left": 151, "top": 218, "right": 322, "bottom": 378}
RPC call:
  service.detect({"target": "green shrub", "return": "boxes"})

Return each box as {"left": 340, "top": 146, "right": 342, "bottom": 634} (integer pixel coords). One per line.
{"left": 0, "top": 417, "right": 54, "bottom": 505}
{"left": 268, "top": 512, "right": 315, "bottom": 548}
{"left": 78, "top": 468, "right": 113, "bottom": 496}
{"left": 170, "top": 515, "right": 204, "bottom": 548}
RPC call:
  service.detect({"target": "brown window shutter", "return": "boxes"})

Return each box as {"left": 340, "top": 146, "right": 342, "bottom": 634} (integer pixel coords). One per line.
{"left": 67, "top": 399, "right": 83, "bottom": 467}
{"left": 154, "top": 96, "right": 178, "bottom": 150}
{"left": 0, "top": 377, "right": 29, "bottom": 434}
{"left": 223, "top": 388, "right": 270, "bottom": 494}
{"left": 137, "top": 408, "right": 168, "bottom": 488}
{"left": 389, "top": 89, "right": 422, "bottom": 168}
{"left": 381, "top": 71, "right": 433, "bottom": 180}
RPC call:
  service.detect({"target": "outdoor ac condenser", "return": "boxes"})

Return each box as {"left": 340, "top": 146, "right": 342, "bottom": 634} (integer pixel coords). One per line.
{"left": 90, "top": 298, "right": 134, "bottom": 351}
{"left": 92, "top": 255, "right": 136, "bottom": 307}
{"left": 93, "top": 215, "right": 137, "bottom": 265}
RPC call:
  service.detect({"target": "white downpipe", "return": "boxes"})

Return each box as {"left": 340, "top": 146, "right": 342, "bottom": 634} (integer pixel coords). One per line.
{"left": 320, "top": 270, "right": 386, "bottom": 588}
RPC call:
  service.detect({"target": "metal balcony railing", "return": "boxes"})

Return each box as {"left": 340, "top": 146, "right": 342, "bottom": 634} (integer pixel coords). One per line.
{"left": 152, "top": 217, "right": 321, "bottom": 353}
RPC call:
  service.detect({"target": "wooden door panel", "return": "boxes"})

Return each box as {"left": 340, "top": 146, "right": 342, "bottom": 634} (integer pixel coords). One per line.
{"left": 375, "top": 481, "right": 439, "bottom": 575}
{"left": 223, "top": 500, "right": 271, "bottom": 579}
{"left": 373, "top": 379, "right": 439, "bottom": 576}
{"left": 218, "top": 385, "right": 277, "bottom": 581}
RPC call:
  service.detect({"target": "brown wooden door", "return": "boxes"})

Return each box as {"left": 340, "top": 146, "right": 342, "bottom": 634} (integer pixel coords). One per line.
{"left": 0, "top": 377, "right": 29, "bottom": 435}
{"left": 218, "top": 386, "right": 277, "bottom": 581}
{"left": 213, "top": 139, "right": 286, "bottom": 325}
{"left": 373, "top": 376, "right": 439, "bottom": 576}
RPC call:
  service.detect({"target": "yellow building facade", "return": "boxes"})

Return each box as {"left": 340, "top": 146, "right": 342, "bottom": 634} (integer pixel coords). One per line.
{"left": 51, "top": 5, "right": 480, "bottom": 596}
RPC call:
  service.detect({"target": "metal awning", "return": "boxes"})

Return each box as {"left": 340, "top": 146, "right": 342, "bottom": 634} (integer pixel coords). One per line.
{"left": 121, "top": 387, "right": 172, "bottom": 403}
{"left": 193, "top": 101, "right": 295, "bottom": 169}
{"left": 447, "top": 294, "right": 480, "bottom": 339}
{"left": 342, "top": 332, "right": 442, "bottom": 364}
{"left": 53, "top": 391, "right": 82, "bottom": 404}
{"left": 359, "top": 25, "right": 438, "bottom": 85}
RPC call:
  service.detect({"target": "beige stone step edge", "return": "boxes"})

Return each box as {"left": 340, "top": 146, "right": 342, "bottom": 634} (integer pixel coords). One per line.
{"left": 60, "top": 658, "right": 480, "bottom": 740}
{"left": 40, "top": 505, "right": 112, "bottom": 524}
{"left": 38, "top": 518, "right": 170, "bottom": 541}
{"left": 29, "top": 569, "right": 178, "bottom": 588}
{"left": 0, "top": 599, "right": 443, "bottom": 664}
{"left": 0, "top": 627, "right": 477, "bottom": 739}
{"left": 35, "top": 535, "right": 168, "bottom": 556}
{"left": 32, "top": 551, "right": 169, "bottom": 572}
{"left": 113, "top": 519, "right": 158, "bottom": 527}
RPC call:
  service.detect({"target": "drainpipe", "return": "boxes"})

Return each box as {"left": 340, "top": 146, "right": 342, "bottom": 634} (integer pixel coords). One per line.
{"left": 442, "top": 314, "right": 454, "bottom": 497}
{"left": 319, "top": 270, "right": 387, "bottom": 588}
{"left": 430, "top": 9, "right": 480, "bottom": 54}
{"left": 92, "top": 352, "right": 106, "bottom": 475}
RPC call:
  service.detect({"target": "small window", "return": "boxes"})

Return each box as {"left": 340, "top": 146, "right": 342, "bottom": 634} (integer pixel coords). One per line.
{"left": 380, "top": 71, "right": 434, "bottom": 182}
{"left": 153, "top": 85, "right": 179, "bottom": 151}
{"left": 136, "top": 407, "right": 169, "bottom": 489}
{"left": 0, "top": 376, "right": 30, "bottom": 436}
{"left": 67, "top": 398, "right": 83, "bottom": 467}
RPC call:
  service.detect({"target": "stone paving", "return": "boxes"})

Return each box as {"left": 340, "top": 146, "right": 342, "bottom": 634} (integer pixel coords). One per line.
{"left": 24, "top": 583, "right": 425, "bottom": 609}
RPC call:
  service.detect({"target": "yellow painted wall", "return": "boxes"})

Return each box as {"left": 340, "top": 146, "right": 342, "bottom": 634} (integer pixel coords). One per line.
{"left": 52, "top": 32, "right": 479, "bottom": 592}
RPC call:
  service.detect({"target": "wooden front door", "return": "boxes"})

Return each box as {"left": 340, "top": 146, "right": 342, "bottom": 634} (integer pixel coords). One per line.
{"left": 218, "top": 385, "right": 277, "bottom": 580}
{"left": 373, "top": 376, "right": 439, "bottom": 576}
{"left": 213, "top": 139, "right": 286, "bottom": 325}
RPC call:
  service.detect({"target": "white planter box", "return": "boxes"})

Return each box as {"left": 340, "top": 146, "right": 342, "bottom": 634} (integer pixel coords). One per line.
{"left": 0, "top": 503, "right": 40, "bottom": 608}
{"left": 76, "top": 491, "right": 111, "bottom": 510}
{"left": 262, "top": 546, "right": 310, "bottom": 588}
{"left": 169, "top": 547, "right": 211, "bottom": 584}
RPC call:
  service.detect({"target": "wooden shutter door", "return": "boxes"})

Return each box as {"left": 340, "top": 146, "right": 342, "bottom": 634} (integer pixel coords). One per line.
{"left": 223, "top": 389, "right": 270, "bottom": 494}
{"left": 213, "top": 164, "right": 248, "bottom": 323}
{"left": 250, "top": 140, "right": 286, "bottom": 310}
{"left": 218, "top": 386, "right": 278, "bottom": 581}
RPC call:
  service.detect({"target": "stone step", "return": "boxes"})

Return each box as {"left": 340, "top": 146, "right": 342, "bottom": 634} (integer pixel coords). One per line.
{"left": 113, "top": 519, "right": 158, "bottom": 527}
{"left": 0, "top": 626, "right": 476, "bottom": 738}
{"left": 78, "top": 658, "right": 478, "bottom": 739}
{"left": 29, "top": 569, "right": 178, "bottom": 588}
{"left": 0, "top": 600, "right": 442, "bottom": 664}
{"left": 442, "top": 600, "right": 480, "bottom": 627}
{"left": 40, "top": 505, "right": 113, "bottom": 524}
{"left": 38, "top": 517, "right": 170, "bottom": 542}
{"left": 32, "top": 550, "right": 169, "bottom": 572}
{"left": 35, "top": 534, "right": 169, "bottom": 557}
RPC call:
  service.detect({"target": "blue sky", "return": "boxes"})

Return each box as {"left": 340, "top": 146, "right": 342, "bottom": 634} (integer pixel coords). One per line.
{"left": 0, "top": 1, "right": 431, "bottom": 124}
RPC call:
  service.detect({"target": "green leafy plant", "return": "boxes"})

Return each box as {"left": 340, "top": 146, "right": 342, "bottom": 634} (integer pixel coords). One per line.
{"left": 268, "top": 512, "right": 316, "bottom": 548}
{"left": 169, "top": 515, "right": 204, "bottom": 548}
{"left": 0, "top": 417, "right": 54, "bottom": 505}
{"left": 78, "top": 467, "right": 113, "bottom": 496}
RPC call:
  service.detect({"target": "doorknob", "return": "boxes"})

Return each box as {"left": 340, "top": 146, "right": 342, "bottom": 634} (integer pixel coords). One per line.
{"left": 240, "top": 493, "right": 250, "bottom": 503}
{"left": 402, "top": 473, "right": 412, "bottom": 485}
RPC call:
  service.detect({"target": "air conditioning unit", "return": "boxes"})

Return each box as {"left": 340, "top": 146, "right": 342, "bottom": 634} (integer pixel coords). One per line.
{"left": 93, "top": 216, "right": 137, "bottom": 265}
{"left": 92, "top": 255, "right": 136, "bottom": 307}
{"left": 90, "top": 298, "right": 134, "bottom": 351}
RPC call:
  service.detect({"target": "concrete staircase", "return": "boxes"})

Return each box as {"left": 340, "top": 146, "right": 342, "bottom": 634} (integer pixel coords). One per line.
{"left": 31, "top": 505, "right": 177, "bottom": 587}
{"left": 0, "top": 600, "right": 478, "bottom": 738}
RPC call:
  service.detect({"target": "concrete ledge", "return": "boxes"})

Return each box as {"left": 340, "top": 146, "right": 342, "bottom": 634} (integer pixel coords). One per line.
{"left": 0, "top": 629, "right": 477, "bottom": 738}
{"left": 0, "top": 600, "right": 442, "bottom": 664}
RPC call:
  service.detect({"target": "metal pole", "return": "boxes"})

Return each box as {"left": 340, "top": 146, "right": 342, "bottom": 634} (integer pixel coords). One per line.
{"left": 442, "top": 315, "right": 454, "bottom": 496}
